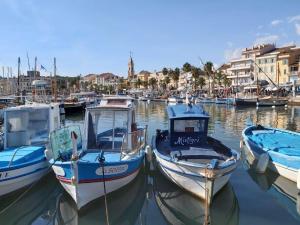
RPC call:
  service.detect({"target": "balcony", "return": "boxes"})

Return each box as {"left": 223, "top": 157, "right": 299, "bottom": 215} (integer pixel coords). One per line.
{"left": 228, "top": 64, "right": 253, "bottom": 71}
{"left": 227, "top": 73, "right": 253, "bottom": 79}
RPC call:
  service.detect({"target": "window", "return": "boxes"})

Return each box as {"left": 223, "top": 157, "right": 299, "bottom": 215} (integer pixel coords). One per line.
{"left": 284, "top": 69, "right": 286, "bottom": 75}
{"left": 271, "top": 58, "right": 274, "bottom": 63}
{"left": 265, "top": 59, "right": 268, "bottom": 64}
{"left": 173, "top": 119, "right": 205, "bottom": 133}
{"left": 283, "top": 59, "right": 288, "bottom": 65}
{"left": 258, "top": 59, "right": 261, "bottom": 64}
{"left": 270, "top": 66, "right": 274, "bottom": 73}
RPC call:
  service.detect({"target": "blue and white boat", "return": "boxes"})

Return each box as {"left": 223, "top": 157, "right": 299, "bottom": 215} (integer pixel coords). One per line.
{"left": 49, "top": 96, "right": 147, "bottom": 210}
{"left": 196, "top": 97, "right": 215, "bottom": 104}
{"left": 242, "top": 125, "right": 300, "bottom": 187}
{"left": 0, "top": 103, "right": 61, "bottom": 197}
{"left": 152, "top": 104, "right": 239, "bottom": 204}
{"left": 215, "top": 97, "right": 235, "bottom": 105}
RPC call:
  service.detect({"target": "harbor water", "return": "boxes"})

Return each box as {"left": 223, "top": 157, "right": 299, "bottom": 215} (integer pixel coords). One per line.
{"left": 1, "top": 101, "right": 300, "bottom": 225}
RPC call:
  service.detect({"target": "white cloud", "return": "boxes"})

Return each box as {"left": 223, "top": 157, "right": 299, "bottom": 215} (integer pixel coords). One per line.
{"left": 288, "top": 15, "right": 300, "bottom": 23}
{"left": 295, "top": 23, "right": 300, "bottom": 36}
{"left": 224, "top": 48, "right": 242, "bottom": 61}
{"left": 254, "top": 35, "right": 279, "bottom": 45}
{"left": 271, "top": 20, "right": 282, "bottom": 26}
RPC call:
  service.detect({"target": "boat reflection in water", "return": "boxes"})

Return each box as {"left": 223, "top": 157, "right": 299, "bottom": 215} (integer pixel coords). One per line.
{"left": 153, "top": 171, "right": 239, "bottom": 225}
{"left": 244, "top": 151, "right": 300, "bottom": 223}
{"left": 0, "top": 173, "right": 61, "bottom": 225}
{"left": 55, "top": 172, "right": 147, "bottom": 225}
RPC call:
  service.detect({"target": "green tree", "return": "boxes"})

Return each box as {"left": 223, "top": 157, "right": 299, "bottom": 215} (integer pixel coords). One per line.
{"left": 164, "top": 76, "right": 170, "bottom": 89}
{"left": 223, "top": 75, "right": 231, "bottom": 88}
{"left": 148, "top": 78, "right": 157, "bottom": 89}
{"left": 197, "top": 77, "right": 206, "bottom": 90}
{"left": 191, "top": 66, "right": 201, "bottom": 90}
{"left": 162, "top": 67, "right": 168, "bottom": 76}
{"left": 182, "top": 63, "right": 192, "bottom": 73}
{"left": 215, "top": 72, "right": 223, "bottom": 87}
{"left": 143, "top": 80, "right": 148, "bottom": 89}
{"left": 136, "top": 78, "right": 142, "bottom": 89}
{"left": 204, "top": 61, "right": 214, "bottom": 94}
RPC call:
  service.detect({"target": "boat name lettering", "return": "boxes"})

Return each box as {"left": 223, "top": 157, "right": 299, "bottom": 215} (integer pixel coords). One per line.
{"left": 95, "top": 165, "right": 128, "bottom": 176}
{"left": 174, "top": 136, "right": 200, "bottom": 145}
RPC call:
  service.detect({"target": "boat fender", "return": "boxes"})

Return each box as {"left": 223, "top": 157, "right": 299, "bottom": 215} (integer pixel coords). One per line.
{"left": 297, "top": 170, "right": 300, "bottom": 190}
{"left": 44, "top": 149, "right": 52, "bottom": 161}
{"left": 240, "top": 140, "right": 244, "bottom": 149}
{"left": 256, "top": 153, "right": 269, "bottom": 173}
{"left": 71, "top": 176, "right": 76, "bottom": 184}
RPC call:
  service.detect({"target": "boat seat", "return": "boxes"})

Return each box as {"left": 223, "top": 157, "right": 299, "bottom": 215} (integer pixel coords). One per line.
{"left": 170, "top": 148, "right": 226, "bottom": 161}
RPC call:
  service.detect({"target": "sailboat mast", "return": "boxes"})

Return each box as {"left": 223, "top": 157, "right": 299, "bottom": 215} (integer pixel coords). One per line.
{"left": 17, "top": 57, "right": 20, "bottom": 103}
{"left": 54, "top": 57, "right": 57, "bottom": 102}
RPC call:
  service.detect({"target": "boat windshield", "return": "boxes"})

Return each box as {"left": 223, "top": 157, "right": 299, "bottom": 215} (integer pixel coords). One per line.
{"left": 86, "top": 110, "right": 129, "bottom": 150}
{"left": 5, "top": 108, "right": 50, "bottom": 148}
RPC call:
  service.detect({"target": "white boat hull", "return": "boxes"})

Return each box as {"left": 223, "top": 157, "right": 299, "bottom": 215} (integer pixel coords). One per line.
{"left": 155, "top": 151, "right": 232, "bottom": 200}
{"left": 0, "top": 161, "right": 49, "bottom": 196}
{"left": 244, "top": 145, "right": 298, "bottom": 183}
{"left": 58, "top": 168, "right": 140, "bottom": 209}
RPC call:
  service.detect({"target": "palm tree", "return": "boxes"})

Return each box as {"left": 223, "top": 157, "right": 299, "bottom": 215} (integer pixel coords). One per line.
{"left": 162, "top": 67, "right": 168, "bottom": 76}
{"left": 143, "top": 80, "right": 148, "bottom": 89}
{"left": 204, "top": 61, "right": 214, "bottom": 95}
{"left": 223, "top": 75, "right": 231, "bottom": 88}
{"left": 191, "top": 66, "right": 201, "bottom": 90}
{"left": 136, "top": 78, "right": 142, "bottom": 89}
{"left": 148, "top": 78, "right": 157, "bottom": 90}
{"left": 164, "top": 76, "right": 170, "bottom": 90}
{"left": 172, "top": 68, "right": 180, "bottom": 88}
{"left": 182, "top": 63, "right": 192, "bottom": 73}
{"left": 215, "top": 72, "right": 223, "bottom": 87}
{"left": 197, "top": 77, "right": 206, "bottom": 90}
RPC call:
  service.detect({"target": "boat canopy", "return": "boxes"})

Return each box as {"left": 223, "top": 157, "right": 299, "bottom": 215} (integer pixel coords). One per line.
{"left": 167, "top": 104, "right": 209, "bottom": 147}
{"left": 3, "top": 104, "right": 60, "bottom": 148}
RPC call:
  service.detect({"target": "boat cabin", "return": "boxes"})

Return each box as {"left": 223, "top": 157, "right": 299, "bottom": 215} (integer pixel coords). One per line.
{"left": 166, "top": 104, "right": 209, "bottom": 147}
{"left": 3, "top": 104, "right": 61, "bottom": 149}
{"left": 84, "top": 96, "right": 137, "bottom": 151}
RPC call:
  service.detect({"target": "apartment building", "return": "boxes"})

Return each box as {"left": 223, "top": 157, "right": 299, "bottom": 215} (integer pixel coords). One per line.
{"left": 227, "top": 44, "right": 275, "bottom": 88}
{"left": 255, "top": 45, "right": 300, "bottom": 85}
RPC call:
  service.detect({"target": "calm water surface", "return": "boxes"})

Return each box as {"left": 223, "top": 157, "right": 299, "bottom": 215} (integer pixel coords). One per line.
{"left": 1, "top": 102, "right": 300, "bottom": 225}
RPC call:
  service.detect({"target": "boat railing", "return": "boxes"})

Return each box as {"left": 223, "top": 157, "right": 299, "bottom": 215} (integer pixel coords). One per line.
{"left": 120, "top": 127, "right": 147, "bottom": 157}
{"left": 7, "top": 147, "right": 23, "bottom": 168}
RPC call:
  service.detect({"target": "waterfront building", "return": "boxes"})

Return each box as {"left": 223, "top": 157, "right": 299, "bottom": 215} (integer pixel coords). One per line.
{"left": 255, "top": 45, "right": 299, "bottom": 85}
{"left": 137, "top": 70, "right": 150, "bottom": 88}
{"left": 277, "top": 47, "right": 300, "bottom": 83}
{"left": 227, "top": 44, "right": 275, "bottom": 89}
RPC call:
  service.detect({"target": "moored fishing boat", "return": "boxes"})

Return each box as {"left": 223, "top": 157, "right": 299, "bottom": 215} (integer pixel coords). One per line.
{"left": 242, "top": 125, "right": 300, "bottom": 187}
{"left": 0, "top": 103, "right": 61, "bottom": 197}
{"left": 154, "top": 170, "right": 239, "bottom": 225}
{"left": 152, "top": 104, "right": 239, "bottom": 204}
{"left": 197, "top": 97, "right": 215, "bottom": 104}
{"left": 48, "top": 96, "right": 147, "bottom": 210}
{"left": 167, "top": 96, "right": 184, "bottom": 104}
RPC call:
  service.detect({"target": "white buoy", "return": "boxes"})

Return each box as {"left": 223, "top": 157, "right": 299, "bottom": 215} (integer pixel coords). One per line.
{"left": 296, "top": 170, "right": 300, "bottom": 190}
{"left": 44, "top": 149, "right": 52, "bottom": 161}
{"left": 256, "top": 153, "right": 269, "bottom": 173}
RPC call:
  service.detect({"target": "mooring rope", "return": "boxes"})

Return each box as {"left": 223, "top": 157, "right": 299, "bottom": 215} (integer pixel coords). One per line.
{"left": 98, "top": 151, "right": 110, "bottom": 225}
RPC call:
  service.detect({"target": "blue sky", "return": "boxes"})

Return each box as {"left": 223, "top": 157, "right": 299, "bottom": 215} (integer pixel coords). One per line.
{"left": 0, "top": 0, "right": 299, "bottom": 77}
